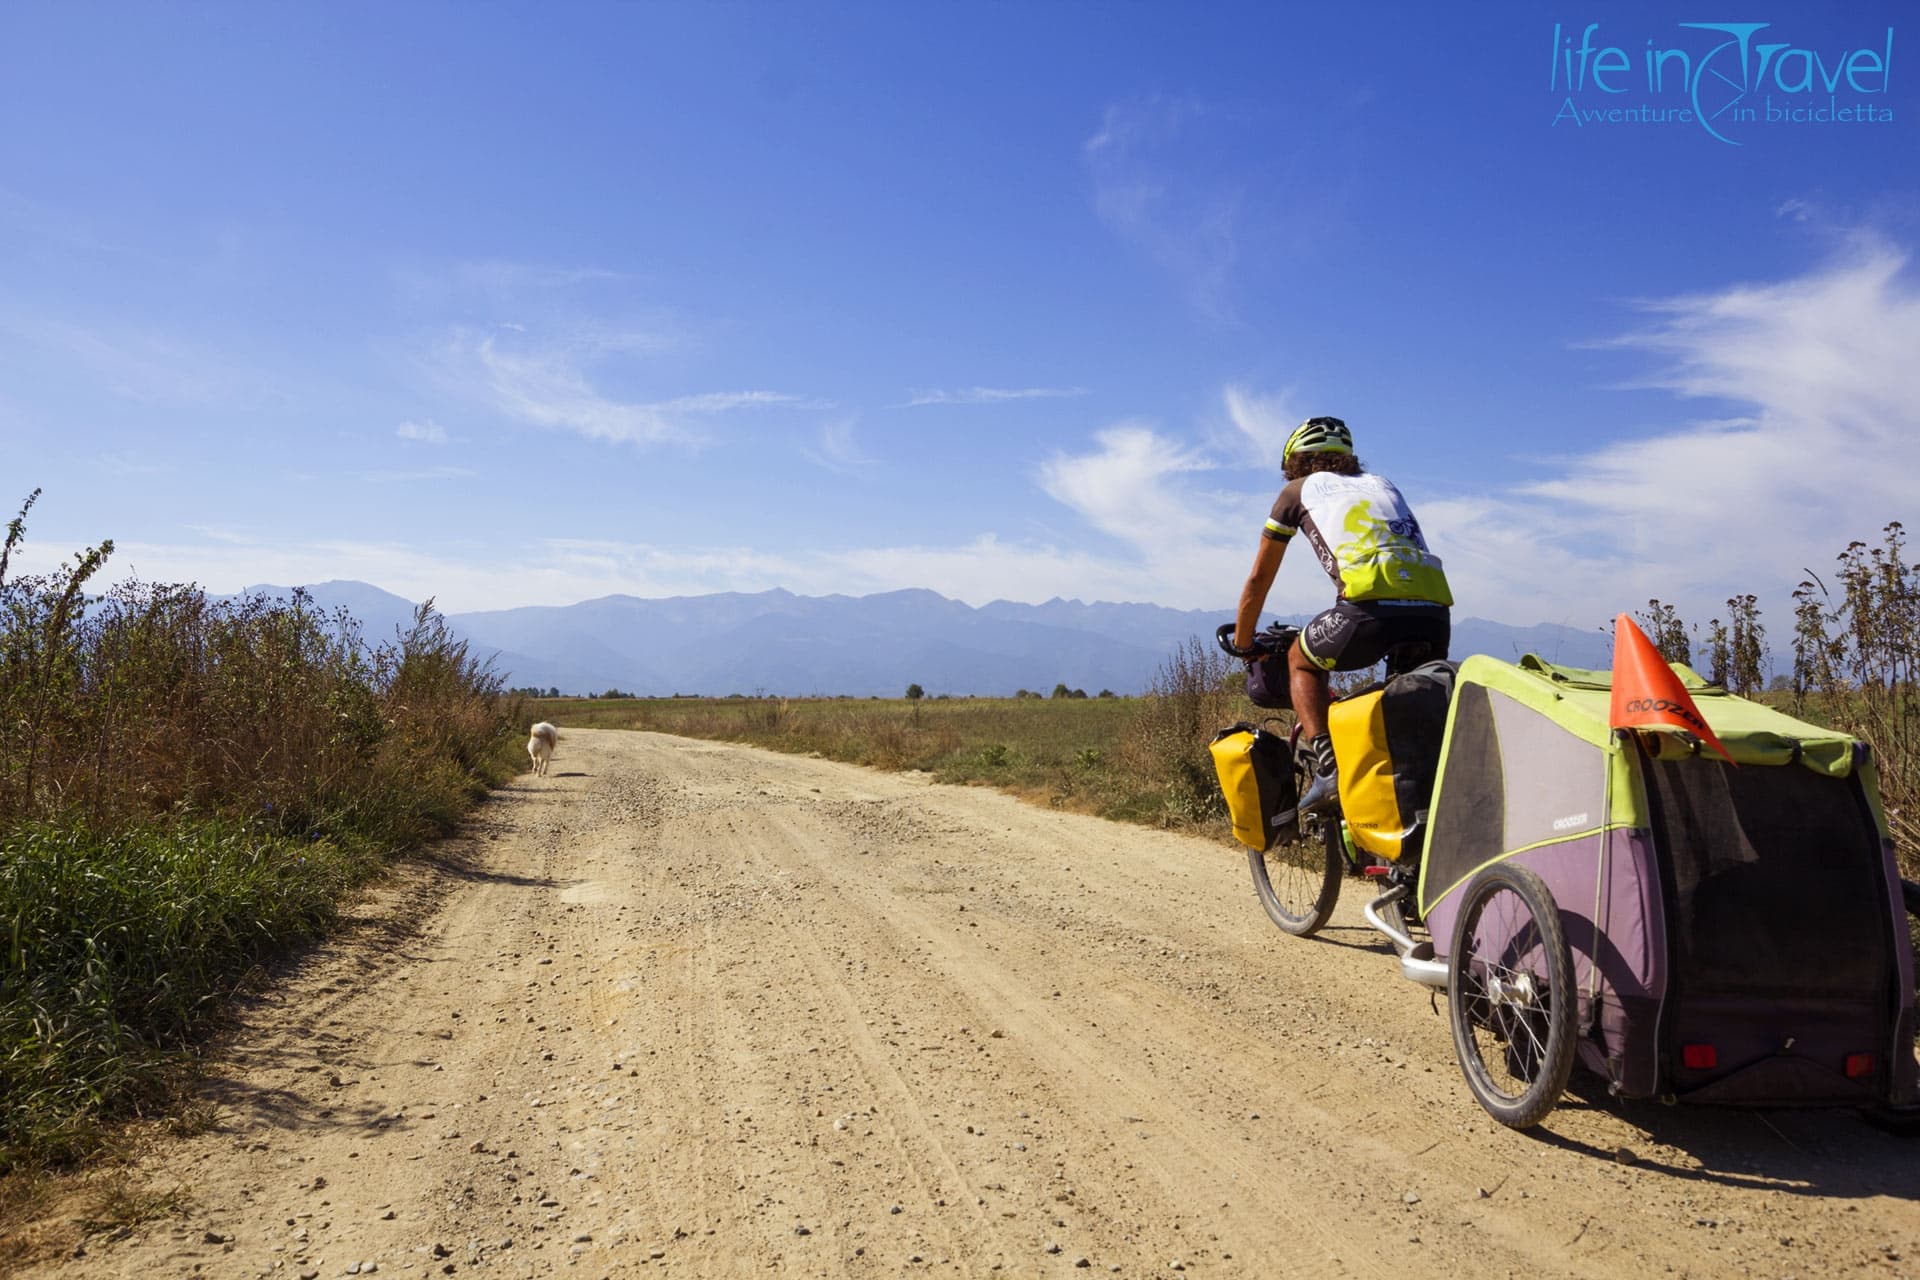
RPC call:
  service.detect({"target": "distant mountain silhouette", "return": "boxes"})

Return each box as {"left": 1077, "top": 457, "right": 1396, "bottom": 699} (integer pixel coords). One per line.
{"left": 237, "top": 581, "right": 1616, "bottom": 697}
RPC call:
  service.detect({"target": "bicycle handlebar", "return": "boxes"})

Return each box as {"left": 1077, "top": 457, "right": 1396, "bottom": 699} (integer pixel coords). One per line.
{"left": 1216, "top": 621, "right": 1299, "bottom": 661}
{"left": 1215, "top": 623, "right": 1258, "bottom": 659}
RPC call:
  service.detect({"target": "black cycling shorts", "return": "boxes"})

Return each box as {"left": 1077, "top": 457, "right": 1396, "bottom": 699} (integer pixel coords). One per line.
{"left": 1298, "top": 601, "right": 1450, "bottom": 673}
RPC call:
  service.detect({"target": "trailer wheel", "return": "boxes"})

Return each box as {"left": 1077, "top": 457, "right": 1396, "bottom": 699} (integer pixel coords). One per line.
{"left": 1447, "top": 862, "right": 1577, "bottom": 1128}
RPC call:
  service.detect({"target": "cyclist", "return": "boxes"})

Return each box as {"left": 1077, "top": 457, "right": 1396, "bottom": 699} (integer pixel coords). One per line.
{"left": 1232, "top": 416, "right": 1451, "bottom": 814}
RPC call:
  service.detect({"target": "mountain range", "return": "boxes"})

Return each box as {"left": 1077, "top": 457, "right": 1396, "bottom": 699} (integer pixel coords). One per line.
{"left": 242, "top": 580, "right": 1615, "bottom": 697}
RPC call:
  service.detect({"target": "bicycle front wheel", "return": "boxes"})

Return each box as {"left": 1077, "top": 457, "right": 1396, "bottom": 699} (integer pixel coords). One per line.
{"left": 1248, "top": 810, "right": 1342, "bottom": 937}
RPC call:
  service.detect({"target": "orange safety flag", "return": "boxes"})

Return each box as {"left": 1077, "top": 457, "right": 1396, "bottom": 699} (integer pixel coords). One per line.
{"left": 1610, "top": 614, "right": 1735, "bottom": 764}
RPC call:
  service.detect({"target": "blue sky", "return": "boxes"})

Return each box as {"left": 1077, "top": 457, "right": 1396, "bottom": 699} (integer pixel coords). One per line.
{"left": 5, "top": 1, "right": 1916, "bottom": 633}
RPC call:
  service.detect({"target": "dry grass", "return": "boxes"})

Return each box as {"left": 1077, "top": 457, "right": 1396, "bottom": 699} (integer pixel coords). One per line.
{"left": 529, "top": 642, "right": 1272, "bottom": 830}
{"left": 0, "top": 491, "right": 526, "bottom": 1167}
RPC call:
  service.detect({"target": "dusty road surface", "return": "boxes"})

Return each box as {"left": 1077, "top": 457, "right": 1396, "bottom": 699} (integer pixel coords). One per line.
{"left": 13, "top": 728, "right": 1919, "bottom": 1278}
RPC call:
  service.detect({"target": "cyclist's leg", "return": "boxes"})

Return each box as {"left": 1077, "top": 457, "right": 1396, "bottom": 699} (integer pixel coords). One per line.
{"left": 1287, "top": 637, "right": 1332, "bottom": 740}
{"left": 1292, "top": 605, "right": 1364, "bottom": 813}
{"left": 1293, "top": 602, "right": 1372, "bottom": 740}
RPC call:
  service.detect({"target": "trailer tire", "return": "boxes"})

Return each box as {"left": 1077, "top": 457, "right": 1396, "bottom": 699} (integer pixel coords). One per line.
{"left": 1447, "top": 862, "right": 1577, "bottom": 1129}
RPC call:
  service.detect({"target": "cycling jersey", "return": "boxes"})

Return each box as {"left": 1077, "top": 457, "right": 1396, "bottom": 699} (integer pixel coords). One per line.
{"left": 1263, "top": 472, "right": 1453, "bottom": 606}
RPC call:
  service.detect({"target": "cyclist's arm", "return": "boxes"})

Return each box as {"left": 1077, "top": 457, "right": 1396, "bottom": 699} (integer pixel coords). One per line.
{"left": 1234, "top": 535, "right": 1287, "bottom": 653}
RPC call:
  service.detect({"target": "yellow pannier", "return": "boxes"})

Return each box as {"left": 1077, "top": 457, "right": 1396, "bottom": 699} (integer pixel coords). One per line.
{"left": 1327, "top": 661, "right": 1456, "bottom": 862}
{"left": 1209, "top": 722, "right": 1294, "bottom": 852}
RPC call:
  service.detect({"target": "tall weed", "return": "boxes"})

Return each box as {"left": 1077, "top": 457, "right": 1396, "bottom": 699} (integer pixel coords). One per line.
{"left": 1793, "top": 522, "right": 1920, "bottom": 867}
{"left": 1117, "top": 636, "right": 1258, "bottom": 827}
{"left": 0, "top": 495, "right": 523, "bottom": 1164}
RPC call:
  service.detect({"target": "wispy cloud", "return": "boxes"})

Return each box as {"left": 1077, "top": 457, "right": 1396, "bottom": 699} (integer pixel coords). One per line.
{"left": 0, "top": 187, "right": 142, "bottom": 260}
{"left": 1428, "top": 238, "right": 1920, "bottom": 621}
{"left": 362, "top": 465, "right": 477, "bottom": 484}
{"left": 98, "top": 451, "right": 177, "bottom": 478}
{"left": 396, "top": 419, "right": 450, "bottom": 444}
{"left": 391, "top": 258, "right": 633, "bottom": 312}
{"left": 1220, "top": 384, "right": 1304, "bottom": 469}
{"left": 657, "top": 391, "right": 812, "bottom": 413}
{"left": 1084, "top": 95, "right": 1243, "bottom": 320}
{"left": 1038, "top": 425, "right": 1218, "bottom": 549}
{"left": 183, "top": 525, "right": 254, "bottom": 545}
{"left": 802, "top": 418, "right": 877, "bottom": 474}
{"left": 432, "top": 328, "right": 807, "bottom": 448}
{"left": 0, "top": 307, "right": 269, "bottom": 408}
{"left": 902, "top": 386, "right": 1089, "bottom": 407}
{"left": 32, "top": 245, "right": 1911, "bottom": 628}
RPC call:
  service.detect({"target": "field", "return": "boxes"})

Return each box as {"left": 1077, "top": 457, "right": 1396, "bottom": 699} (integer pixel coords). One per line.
{"left": 523, "top": 690, "right": 1234, "bottom": 829}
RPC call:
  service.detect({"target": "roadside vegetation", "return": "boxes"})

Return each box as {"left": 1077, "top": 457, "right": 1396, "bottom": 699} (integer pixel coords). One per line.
{"left": 0, "top": 491, "right": 526, "bottom": 1169}
{"left": 1641, "top": 522, "right": 1918, "bottom": 878}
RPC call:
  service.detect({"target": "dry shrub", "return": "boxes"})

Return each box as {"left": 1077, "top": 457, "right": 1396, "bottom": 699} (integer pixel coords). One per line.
{"left": 0, "top": 493, "right": 522, "bottom": 1165}
{"left": 1793, "top": 522, "right": 1920, "bottom": 872}
{"left": 1118, "top": 636, "right": 1258, "bottom": 826}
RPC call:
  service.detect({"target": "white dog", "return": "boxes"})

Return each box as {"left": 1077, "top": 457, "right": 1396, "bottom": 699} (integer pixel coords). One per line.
{"left": 527, "top": 722, "right": 559, "bottom": 776}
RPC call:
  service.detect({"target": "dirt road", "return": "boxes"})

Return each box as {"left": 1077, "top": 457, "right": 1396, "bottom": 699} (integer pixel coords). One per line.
{"left": 16, "top": 728, "right": 1920, "bottom": 1278}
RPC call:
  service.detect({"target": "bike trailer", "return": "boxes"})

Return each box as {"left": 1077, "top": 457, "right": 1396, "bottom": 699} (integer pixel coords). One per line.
{"left": 1418, "top": 654, "right": 1917, "bottom": 1109}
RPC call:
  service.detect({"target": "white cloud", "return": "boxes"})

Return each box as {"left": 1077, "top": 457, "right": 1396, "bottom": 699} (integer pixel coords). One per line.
{"left": 432, "top": 328, "right": 805, "bottom": 448}
{"left": 1408, "top": 240, "right": 1920, "bottom": 624}
{"left": 658, "top": 391, "right": 813, "bottom": 413}
{"left": 1037, "top": 424, "right": 1218, "bottom": 550}
{"left": 396, "top": 419, "right": 450, "bottom": 444}
{"left": 1084, "top": 96, "right": 1242, "bottom": 320}
{"left": 1220, "top": 384, "right": 1304, "bottom": 469}
{"left": 802, "top": 418, "right": 876, "bottom": 473}
{"left": 28, "top": 517, "right": 1256, "bottom": 615}
{"left": 26, "top": 245, "right": 1910, "bottom": 631}
{"left": 362, "top": 465, "right": 477, "bottom": 484}
{"left": 183, "top": 525, "right": 254, "bottom": 545}
{"left": 391, "top": 259, "right": 633, "bottom": 312}
{"left": 902, "top": 386, "right": 1089, "bottom": 407}
{"left": 0, "top": 308, "right": 268, "bottom": 408}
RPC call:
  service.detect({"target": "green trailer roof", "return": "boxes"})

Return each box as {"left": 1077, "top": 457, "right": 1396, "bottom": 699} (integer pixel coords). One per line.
{"left": 1455, "top": 654, "right": 1859, "bottom": 777}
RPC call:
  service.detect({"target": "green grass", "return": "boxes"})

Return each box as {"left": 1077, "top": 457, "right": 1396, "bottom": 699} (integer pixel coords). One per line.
{"left": 1, "top": 497, "right": 530, "bottom": 1168}
{"left": 0, "top": 821, "right": 372, "bottom": 1164}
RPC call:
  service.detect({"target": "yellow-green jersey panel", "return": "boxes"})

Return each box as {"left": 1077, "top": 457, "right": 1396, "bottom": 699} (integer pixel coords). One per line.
{"left": 1263, "top": 472, "right": 1453, "bottom": 606}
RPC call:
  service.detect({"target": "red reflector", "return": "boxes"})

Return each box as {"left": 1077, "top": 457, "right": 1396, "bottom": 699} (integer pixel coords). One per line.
{"left": 1846, "top": 1053, "right": 1874, "bottom": 1079}
{"left": 1362, "top": 866, "right": 1392, "bottom": 878}
{"left": 1682, "top": 1044, "right": 1718, "bottom": 1070}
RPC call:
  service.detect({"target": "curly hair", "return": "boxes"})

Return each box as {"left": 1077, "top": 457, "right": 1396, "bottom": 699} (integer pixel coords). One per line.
{"left": 1283, "top": 451, "right": 1365, "bottom": 481}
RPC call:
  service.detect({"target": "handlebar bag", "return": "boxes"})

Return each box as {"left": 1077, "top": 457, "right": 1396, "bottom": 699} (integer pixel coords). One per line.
{"left": 1327, "top": 660, "right": 1455, "bottom": 861}
{"left": 1246, "top": 655, "right": 1292, "bottom": 709}
{"left": 1241, "top": 623, "right": 1298, "bottom": 709}
{"left": 1209, "top": 722, "right": 1296, "bottom": 851}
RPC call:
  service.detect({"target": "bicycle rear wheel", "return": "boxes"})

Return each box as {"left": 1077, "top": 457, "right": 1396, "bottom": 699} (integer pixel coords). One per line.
{"left": 1248, "top": 808, "right": 1342, "bottom": 937}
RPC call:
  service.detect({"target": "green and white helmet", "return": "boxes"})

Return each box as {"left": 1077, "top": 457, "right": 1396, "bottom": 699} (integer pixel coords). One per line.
{"left": 1283, "top": 416, "right": 1353, "bottom": 462}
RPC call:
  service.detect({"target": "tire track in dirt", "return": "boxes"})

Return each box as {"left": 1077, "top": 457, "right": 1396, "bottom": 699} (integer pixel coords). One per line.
{"left": 13, "top": 727, "right": 1919, "bottom": 1279}
{"left": 756, "top": 803, "right": 1362, "bottom": 1277}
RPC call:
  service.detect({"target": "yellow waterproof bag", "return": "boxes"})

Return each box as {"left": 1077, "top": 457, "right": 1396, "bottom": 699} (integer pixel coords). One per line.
{"left": 1209, "top": 722, "right": 1295, "bottom": 852}
{"left": 1329, "top": 690, "right": 1407, "bottom": 859}
{"left": 1326, "top": 662, "right": 1455, "bottom": 861}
